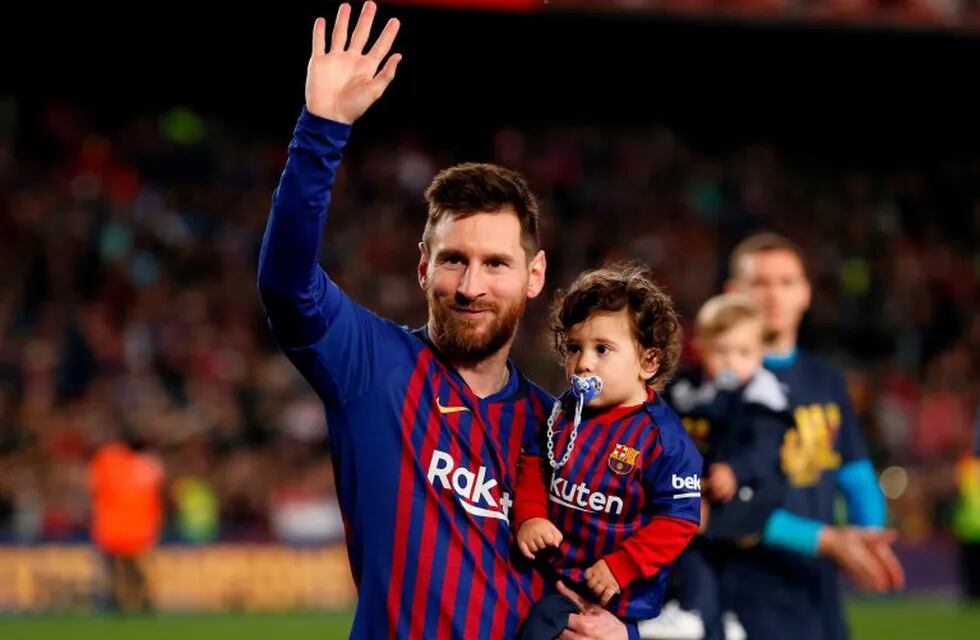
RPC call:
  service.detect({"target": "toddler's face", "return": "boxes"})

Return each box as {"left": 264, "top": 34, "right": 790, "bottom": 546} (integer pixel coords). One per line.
{"left": 700, "top": 319, "right": 764, "bottom": 386}
{"left": 563, "top": 308, "right": 656, "bottom": 408}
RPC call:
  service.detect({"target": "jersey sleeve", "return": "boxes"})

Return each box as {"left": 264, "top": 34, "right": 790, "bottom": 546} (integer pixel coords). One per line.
{"left": 836, "top": 459, "right": 887, "bottom": 528}
{"left": 829, "top": 367, "right": 870, "bottom": 464}
{"left": 257, "top": 107, "right": 350, "bottom": 350}
{"left": 277, "top": 289, "right": 411, "bottom": 408}
{"left": 642, "top": 423, "right": 703, "bottom": 524}
{"left": 604, "top": 515, "right": 699, "bottom": 587}
{"left": 513, "top": 454, "right": 550, "bottom": 528}
{"left": 259, "top": 108, "right": 411, "bottom": 408}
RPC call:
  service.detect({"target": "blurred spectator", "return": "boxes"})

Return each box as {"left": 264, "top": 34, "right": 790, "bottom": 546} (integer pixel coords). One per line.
{"left": 88, "top": 436, "right": 163, "bottom": 611}
{"left": 954, "top": 419, "right": 980, "bottom": 601}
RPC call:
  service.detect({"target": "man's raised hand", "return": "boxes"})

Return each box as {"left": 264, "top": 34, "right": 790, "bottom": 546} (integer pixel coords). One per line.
{"left": 306, "top": 2, "right": 402, "bottom": 124}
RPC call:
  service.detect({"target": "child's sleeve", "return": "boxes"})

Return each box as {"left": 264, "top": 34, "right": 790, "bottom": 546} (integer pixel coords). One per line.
{"left": 602, "top": 424, "right": 702, "bottom": 587}
{"left": 725, "top": 407, "right": 790, "bottom": 487}
{"left": 513, "top": 453, "right": 550, "bottom": 528}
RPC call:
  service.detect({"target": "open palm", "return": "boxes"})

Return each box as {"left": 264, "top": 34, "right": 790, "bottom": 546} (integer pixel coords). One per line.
{"left": 306, "top": 2, "right": 401, "bottom": 124}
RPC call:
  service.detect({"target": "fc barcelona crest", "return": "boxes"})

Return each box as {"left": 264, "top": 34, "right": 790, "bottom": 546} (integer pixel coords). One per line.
{"left": 608, "top": 444, "right": 640, "bottom": 475}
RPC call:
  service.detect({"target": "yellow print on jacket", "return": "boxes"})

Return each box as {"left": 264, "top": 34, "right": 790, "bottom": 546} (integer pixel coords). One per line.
{"left": 781, "top": 403, "right": 843, "bottom": 487}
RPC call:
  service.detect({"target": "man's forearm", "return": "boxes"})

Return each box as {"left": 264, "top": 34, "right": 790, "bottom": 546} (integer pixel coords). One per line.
{"left": 257, "top": 108, "right": 352, "bottom": 345}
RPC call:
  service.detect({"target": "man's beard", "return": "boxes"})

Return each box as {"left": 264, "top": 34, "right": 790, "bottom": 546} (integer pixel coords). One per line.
{"left": 426, "top": 288, "right": 525, "bottom": 367}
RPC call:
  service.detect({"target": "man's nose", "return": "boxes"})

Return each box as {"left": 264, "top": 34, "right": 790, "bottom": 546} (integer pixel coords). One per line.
{"left": 457, "top": 265, "right": 487, "bottom": 300}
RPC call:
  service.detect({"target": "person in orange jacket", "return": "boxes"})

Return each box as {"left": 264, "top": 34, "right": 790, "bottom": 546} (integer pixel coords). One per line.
{"left": 88, "top": 434, "right": 163, "bottom": 612}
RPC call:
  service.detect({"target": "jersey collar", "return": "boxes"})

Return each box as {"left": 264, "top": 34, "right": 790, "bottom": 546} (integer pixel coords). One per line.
{"left": 413, "top": 325, "right": 523, "bottom": 402}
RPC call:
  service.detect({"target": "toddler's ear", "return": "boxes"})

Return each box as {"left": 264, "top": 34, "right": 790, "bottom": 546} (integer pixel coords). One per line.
{"left": 640, "top": 348, "right": 660, "bottom": 381}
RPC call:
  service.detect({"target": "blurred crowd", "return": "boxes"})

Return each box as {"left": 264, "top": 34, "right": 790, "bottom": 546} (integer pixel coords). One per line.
{"left": 0, "top": 98, "right": 977, "bottom": 550}
{"left": 554, "top": 0, "right": 980, "bottom": 30}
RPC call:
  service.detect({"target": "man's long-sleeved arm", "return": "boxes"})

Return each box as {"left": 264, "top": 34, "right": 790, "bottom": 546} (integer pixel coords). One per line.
{"left": 257, "top": 108, "right": 352, "bottom": 347}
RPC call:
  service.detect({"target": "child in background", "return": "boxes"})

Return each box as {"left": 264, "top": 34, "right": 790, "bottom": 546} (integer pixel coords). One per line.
{"left": 513, "top": 262, "right": 702, "bottom": 639}
{"left": 649, "top": 293, "right": 791, "bottom": 640}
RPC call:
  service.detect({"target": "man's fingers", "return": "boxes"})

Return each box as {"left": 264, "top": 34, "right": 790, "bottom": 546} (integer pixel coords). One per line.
{"left": 558, "top": 629, "right": 589, "bottom": 640}
{"left": 369, "top": 53, "right": 401, "bottom": 96}
{"left": 348, "top": 1, "right": 377, "bottom": 53}
{"left": 556, "top": 581, "right": 587, "bottom": 611}
{"left": 518, "top": 541, "right": 535, "bottom": 560}
{"left": 366, "top": 17, "right": 400, "bottom": 64}
{"left": 331, "top": 3, "right": 351, "bottom": 51}
{"left": 847, "top": 545, "right": 888, "bottom": 592}
{"left": 312, "top": 17, "right": 326, "bottom": 55}
{"left": 866, "top": 534, "right": 906, "bottom": 590}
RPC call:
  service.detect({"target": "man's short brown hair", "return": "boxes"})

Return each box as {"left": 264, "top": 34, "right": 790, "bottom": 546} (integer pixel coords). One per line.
{"left": 729, "top": 232, "right": 806, "bottom": 280}
{"left": 551, "top": 261, "right": 682, "bottom": 391}
{"left": 695, "top": 293, "right": 763, "bottom": 340}
{"left": 422, "top": 163, "right": 541, "bottom": 258}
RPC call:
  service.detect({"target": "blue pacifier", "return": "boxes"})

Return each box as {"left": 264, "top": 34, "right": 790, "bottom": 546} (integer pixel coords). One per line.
{"left": 546, "top": 375, "right": 603, "bottom": 470}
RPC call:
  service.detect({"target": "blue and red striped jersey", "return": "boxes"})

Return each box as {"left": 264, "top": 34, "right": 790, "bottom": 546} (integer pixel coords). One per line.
{"left": 516, "top": 393, "right": 702, "bottom": 620}
{"left": 258, "top": 108, "right": 552, "bottom": 639}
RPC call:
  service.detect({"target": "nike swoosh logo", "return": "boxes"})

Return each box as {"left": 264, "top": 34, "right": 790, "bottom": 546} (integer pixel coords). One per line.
{"left": 437, "top": 402, "right": 470, "bottom": 414}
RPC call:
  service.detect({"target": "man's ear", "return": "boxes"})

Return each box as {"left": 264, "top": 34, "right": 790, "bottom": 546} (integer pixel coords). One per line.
{"left": 418, "top": 242, "right": 429, "bottom": 291}
{"left": 526, "top": 250, "right": 546, "bottom": 299}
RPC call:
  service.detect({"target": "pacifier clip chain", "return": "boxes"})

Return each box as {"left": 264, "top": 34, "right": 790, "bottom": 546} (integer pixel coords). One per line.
{"left": 546, "top": 375, "right": 602, "bottom": 470}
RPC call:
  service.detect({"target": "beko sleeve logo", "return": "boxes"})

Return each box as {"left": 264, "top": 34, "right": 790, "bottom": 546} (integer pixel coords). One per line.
{"left": 671, "top": 473, "right": 701, "bottom": 499}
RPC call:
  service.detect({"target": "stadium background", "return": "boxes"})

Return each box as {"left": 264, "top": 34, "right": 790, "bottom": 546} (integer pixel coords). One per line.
{"left": 1, "top": 0, "right": 979, "bottom": 637}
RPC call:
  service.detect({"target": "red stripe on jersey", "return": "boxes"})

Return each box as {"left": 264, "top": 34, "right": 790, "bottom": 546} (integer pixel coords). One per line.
{"left": 486, "top": 402, "right": 511, "bottom": 640}
{"left": 386, "top": 350, "right": 434, "bottom": 640}
{"left": 409, "top": 371, "right": 451, "bottom": 640}
{"left": 436, "top": 383, "right": 469, "bottom": 639}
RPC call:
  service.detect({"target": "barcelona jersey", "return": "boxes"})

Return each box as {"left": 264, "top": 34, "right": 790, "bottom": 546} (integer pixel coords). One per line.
{"left": 516, "top": 393, "right": 701, "bottom": 620}
{"left": 258, "top": 108, "right": 552, "bottom": 639}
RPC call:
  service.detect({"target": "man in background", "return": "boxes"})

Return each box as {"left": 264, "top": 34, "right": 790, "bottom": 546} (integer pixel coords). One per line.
{"left": 723, "top": 232, "right": 904, "bottom": 639}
